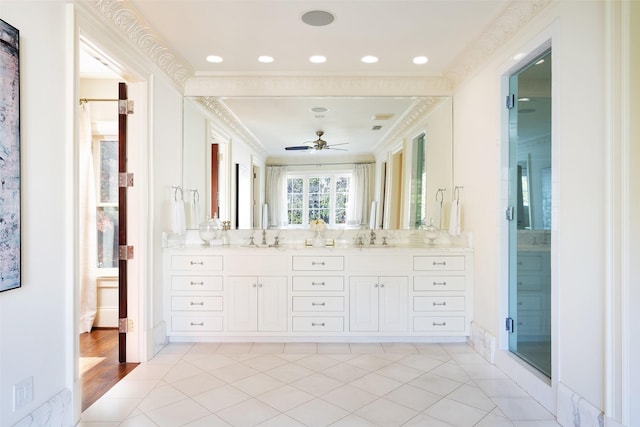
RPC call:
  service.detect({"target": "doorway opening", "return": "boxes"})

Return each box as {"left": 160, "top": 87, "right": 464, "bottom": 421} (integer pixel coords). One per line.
{"left": 78, "top": 41, "right": 138, "bottom": 411}
{"left": 506, "top": 49, "right": 552, "bottom": 377}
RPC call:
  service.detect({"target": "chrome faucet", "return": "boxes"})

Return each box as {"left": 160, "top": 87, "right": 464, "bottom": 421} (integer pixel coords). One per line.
{"left": 369, "top": 229, "right": 376, "bottom": 245}
{"left": 261, "top": 229, "right": 267, "bottom": 246}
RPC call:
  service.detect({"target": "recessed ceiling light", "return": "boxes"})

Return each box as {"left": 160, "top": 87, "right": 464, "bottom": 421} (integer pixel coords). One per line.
{"left": 413, "top": 56, "right": 428, "bottom": 65}
{"left": 301, "top": 10, "right": 335, "bottom": 26}
{"left": 206, "top": 55, "right": 223, "bottom": 63}
{"left": 310, "top": 55, "right": 327, "bottom": 64}
{"left": 258, "top": 55, "right": 274, "bottom": 63}
{"left": 361, "top": 55, "right": 378, "bottom": 64}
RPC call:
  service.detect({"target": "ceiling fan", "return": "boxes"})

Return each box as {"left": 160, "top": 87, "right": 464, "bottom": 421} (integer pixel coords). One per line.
{"left": 285, "top": 130, "right": 348, "bottom": 152}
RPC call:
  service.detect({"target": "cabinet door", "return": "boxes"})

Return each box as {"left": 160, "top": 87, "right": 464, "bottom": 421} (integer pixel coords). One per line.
{"left": 349, "top": 276, "right": 379, "bottom": 331}
{"left": 378, "top": 276, "right": 408, "bottom": 332}
{"left": 228, "top": 276, "right": 258, "bottom": 331}
{"left": 257, "top": 276, "right": 288, "bottom": 332}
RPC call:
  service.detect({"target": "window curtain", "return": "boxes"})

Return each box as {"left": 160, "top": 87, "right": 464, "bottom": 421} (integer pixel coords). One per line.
{"left": 265, "top": 166, "right": 288, "bottom": 228}
{"left": 347, "top": 163, "right": 374, "bottom": 227}
{"left": 79, "top": 103, "right": 98, "bottom": 333}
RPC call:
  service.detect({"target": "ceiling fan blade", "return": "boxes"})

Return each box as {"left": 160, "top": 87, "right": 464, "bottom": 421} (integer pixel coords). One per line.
{"left": 285, "top": 145, "right": 312, "bottom": 151}
{"left": 326, "top": 147, "right": 348, "bottom": 151}
{"left": 327, "top": 142, "right": 348, "bottom": 147}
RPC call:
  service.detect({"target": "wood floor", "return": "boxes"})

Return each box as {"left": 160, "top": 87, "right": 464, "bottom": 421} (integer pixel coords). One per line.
{"left": 80, "top": 328, "right": 139, "bottom": 411}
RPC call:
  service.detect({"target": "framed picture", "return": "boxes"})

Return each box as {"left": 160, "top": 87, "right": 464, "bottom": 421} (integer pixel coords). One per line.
{"left": 0, "top": 19, "right": 21, "bottom": 292}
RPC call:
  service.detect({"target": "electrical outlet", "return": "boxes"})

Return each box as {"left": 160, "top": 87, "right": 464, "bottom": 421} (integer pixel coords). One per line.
{"left": 13, "top": 376, "right": 33, "bottom": 411}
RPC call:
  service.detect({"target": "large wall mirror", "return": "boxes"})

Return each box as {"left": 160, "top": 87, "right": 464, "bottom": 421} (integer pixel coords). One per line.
{"left": 182, "top": 95, "right": 453, "bottom": 231}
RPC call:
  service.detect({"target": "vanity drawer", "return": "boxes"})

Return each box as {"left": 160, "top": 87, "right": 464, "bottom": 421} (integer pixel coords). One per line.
{"left": 414, "top": 316, "right": 465, "bottom": 332}
{"left": 414, "top": 296, "right": 465, "bottom": 312}
{"left": 172, "top": 314, "right": 223, "bottom": 332}
{"left": 292, "top": 316, "right": 344, "bottom": 332}
{"left": 517, "top": 275, "right": 546, "bottom": 291}
{"left": 517, "top": 295, "right": 544, "bottom": 311}
{"left": 292, "top": 276, "right": 344, "bottom": 291}
{"left": 171, "top": 275, "right": 223, "bottom": 292}
{"left": 292, "top": 256, "right": 344, "bottom": 271}
{"left": 413, "top": 256, "right": 465, "bottom": 271}
{"left": 172, "top": 296, "right": 223, "bottom": 311}
{"left": 414, "top": 276, "right": 465, "bottom": 291}
{"left": 517, "top": 255, "right": 544, "bottom": 271}
{"left": 171, "top": 255, "right": 223, "bottom": 271}
{"left": 292, "top": 296, "right": 344, "bottom": 312}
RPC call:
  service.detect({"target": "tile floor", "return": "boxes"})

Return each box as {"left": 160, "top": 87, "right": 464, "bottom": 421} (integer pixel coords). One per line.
{"left": 79, "top": 342, "right": 560, "bottom": 427}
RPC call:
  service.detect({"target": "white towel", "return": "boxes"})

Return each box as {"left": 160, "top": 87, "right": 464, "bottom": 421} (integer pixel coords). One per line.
{"left": 448, "top": 200, "right": 461, "bottom": 236}
{"left": 172, "top": 200, "right": 186, "bottom": 235}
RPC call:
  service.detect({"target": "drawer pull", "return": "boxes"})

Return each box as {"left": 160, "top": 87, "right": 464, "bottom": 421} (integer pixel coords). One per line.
{"left": 311, "top": 322, "right": 326, "bottom": 327}
{"left": 312, "top": 302, "right": 326, "bottom": 307}
{"left": 190, "top": 261, "right": 204, "bottom": 266}
{"left": 433, "top": 261, "right": 447, "bottom": 266}
{"left": 190, "top": 301, "right": 205, "bottom": 306}
{"left": 432, "top": 281, "right": 447, "bottom": 286}
{"left": 432, "top": 322, "right": 447, "bottom": 326}
{"left": 432, "top": 301, "right": 447, "bottom": 306}
{"left": 190, "top": 281, "right": 204, "bottom": 286}
{"left": 190, "top": 322, "right": 204, "bottom": 326}
{"left": 312, "top": 261, "right": 326, "bottom": 266}
{"left": 312, "top": 282, "right": 325, "bottom": 286}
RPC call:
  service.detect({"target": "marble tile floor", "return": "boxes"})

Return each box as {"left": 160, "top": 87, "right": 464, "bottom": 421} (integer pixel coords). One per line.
{"left": 79, "top": 342, "right": 560, "bottom": 427}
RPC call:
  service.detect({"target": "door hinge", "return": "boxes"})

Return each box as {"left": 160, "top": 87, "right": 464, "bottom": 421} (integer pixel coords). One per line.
{"left": 119, "top": 172, "right": 134, "bottom": 188}
{"left": 505, "top": 206, "right": 515, "bottom": 221}
{"left": 119, "top": 318, "right": 128, "bottom": 333}
{"left": 506, "top": 94, "right": 515, "bottom": 109}
{"left": 119, "top": 245, "right": 134, "bottom": 260}
{"left": 505, "top": 317, "right": 515, "bottom": 333}
{"left": 118, "top": 99, "right": 134, "bottom": 114}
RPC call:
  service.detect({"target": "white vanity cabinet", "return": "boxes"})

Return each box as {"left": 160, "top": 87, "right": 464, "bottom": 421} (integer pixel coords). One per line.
{"left": 349, "top": 276, "right": 408, "bottom": 332}
{"left": 412, "top": 254, "right": 473, "bottom": 335}
{"left": 291, "top": 255, "right": 346, "bottom": 333}
{"left": 227, "top": 276, "right": 287, "bottom": 332}
{"left": 163, "top": 246, "right": 472, "bottom": 341}
{"left": 165, "top": 253, "right": 225, "bottom": 335}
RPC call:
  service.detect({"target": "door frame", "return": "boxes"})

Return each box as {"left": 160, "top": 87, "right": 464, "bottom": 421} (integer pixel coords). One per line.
{"left": 498, "top": 33, "right": 558, "bottom": 414}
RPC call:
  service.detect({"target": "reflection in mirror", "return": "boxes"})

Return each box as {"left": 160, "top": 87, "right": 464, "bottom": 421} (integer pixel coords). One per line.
{"left": 183, "top": 96, "right": 453, "bottom": 230}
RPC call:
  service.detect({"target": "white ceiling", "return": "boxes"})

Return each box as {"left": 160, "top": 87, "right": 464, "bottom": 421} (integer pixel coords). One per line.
{"left": 82, "top": 1, "right": 513, "bottom": 160}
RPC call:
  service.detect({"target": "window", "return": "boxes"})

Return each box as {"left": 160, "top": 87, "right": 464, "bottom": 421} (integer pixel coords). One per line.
{"left": 95, "top": 139, "right": 119, "bottom": 269}
{"left": 286, "top": 172, "right": 351, "bottom": 227}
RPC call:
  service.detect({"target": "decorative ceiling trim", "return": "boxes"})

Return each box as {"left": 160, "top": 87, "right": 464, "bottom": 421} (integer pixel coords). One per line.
{"left": 374, "top": 97, "right": 442, "bottom": 152}
{"left": 184, "top": 75, "right": 453, "bottom": 97}
{"left": 197, "top": 97, "right": 267, "bottom": 156}
{"left": 89, "top": 0, "right": 193, "bottom": 87}
{"left": 444, "top": 0, "right": 552, "bottom": 86}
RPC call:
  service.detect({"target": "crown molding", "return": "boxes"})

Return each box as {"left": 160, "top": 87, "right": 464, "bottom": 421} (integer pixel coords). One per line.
{"left": 197, "top": 97, "right": 267, "bottom": 157}
{"left": 444, "top": 0, "right": 552, "bottom": 86}
{"left": 184, "top": 75, "right": 453, "bottom": 97}
{"left": 89, "top": 0, "right": 193, "bottom": 87}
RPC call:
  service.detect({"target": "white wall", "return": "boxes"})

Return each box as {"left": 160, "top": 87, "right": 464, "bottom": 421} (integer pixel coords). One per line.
{"left": 454, "top": 0, "right": 606, "bottom": 411}
{"left": 0, "top": 2, "right": 73, "bottom": 425}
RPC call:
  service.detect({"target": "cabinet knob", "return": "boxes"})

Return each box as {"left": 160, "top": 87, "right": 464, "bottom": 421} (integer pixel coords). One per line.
{"left": 311, "top": 322, "right": 326, "bottom": 327}
{"left": 190, "top": 261, "right": 204, "bottom": 265}
{"left": 189, "top": 281, "right": 204, "bottom": 286}
{"left": 252, "top": 283, "right": 257, "bottom": 288}
{"left": 190, "top": 322, "right": 204, "bottom": 326}
{"left": 312, "top": 302, "right": 326, "bottom": 307}
{"left": 432, "top": 301, "right": 447, "bottom": 306}
{"left": 379, "top": 283, "right": 385, "bottom": 288}
{"left": 432, "top": 322, "right": 447, "bottom": 326}
{"left": 312, "top": 261, "right": 326, "bottom": 266}
{"left": 190, "top": 301, "right": 205, "bottom": 306}
{"left": 312, "top": 282, "right": 325, "bottom": 286}
{"left": 433, "top": 261, "right": 447, "bottom": 266}
{"left": 432, "top": 281, "right": 447, "bottom": 286}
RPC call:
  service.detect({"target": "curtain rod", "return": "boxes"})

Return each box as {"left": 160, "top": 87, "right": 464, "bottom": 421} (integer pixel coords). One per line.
{"left": 79, "top": 98, "right": 118, "bottom": 104}
{"left": 267, "top": 161, "right": 374, "bottom": 167}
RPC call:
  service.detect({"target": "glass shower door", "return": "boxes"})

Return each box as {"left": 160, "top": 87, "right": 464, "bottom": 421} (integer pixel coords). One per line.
{"left": 507, "top": 50, "right": 552, "bottom": 377}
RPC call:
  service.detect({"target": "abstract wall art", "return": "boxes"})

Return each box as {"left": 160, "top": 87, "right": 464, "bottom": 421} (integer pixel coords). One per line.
{"left": 0, "top": 19, "right": 21, "bottom": 292}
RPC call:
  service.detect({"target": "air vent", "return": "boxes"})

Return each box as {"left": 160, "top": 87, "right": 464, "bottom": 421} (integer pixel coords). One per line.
{"left": 372, "top": 113, "right": 394, "bottom": 121}
{"left": 372, "top": 125, "right": 383, "bottom": 131}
